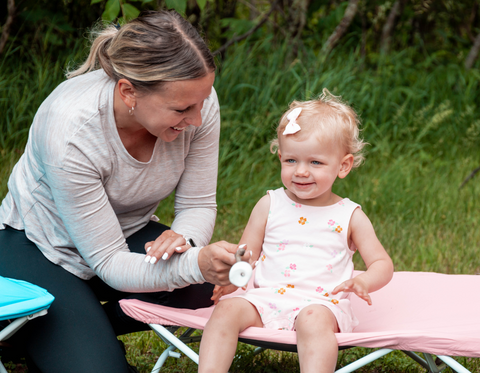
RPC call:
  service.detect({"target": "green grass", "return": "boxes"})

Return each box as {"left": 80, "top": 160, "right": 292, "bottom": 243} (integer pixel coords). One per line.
{"left": 2, "top": 39, "right": 480, "bottom": 372}
{"left": 117, "top": 331, "right": 480, "bottom": 373}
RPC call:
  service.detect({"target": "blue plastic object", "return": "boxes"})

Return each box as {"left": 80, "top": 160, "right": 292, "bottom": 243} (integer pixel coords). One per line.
{"left": 0, "top": 276, "right": 54, "bottom": 321}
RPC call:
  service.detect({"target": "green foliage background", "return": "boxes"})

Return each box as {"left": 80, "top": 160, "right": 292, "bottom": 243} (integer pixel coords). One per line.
{"left": 1, "top": 0, "right": 480, "bottom": 372}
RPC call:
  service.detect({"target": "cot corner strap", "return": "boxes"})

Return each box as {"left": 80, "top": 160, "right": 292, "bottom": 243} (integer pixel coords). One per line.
{"left": 28, "top": 309, "right": 48, "bottom": 320}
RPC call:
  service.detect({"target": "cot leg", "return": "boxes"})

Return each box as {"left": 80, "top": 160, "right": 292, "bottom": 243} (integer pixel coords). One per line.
{"left": 149, "top": 324, "right": 199, "bottom": 367}
{"left": 0, "top": 362, "right": 8, "bottom": 373}
{"left": 437, "top": 356, "right": 472, "bottom": 373}
{"left": 151, "top": 345, "right": 178, "bottom": 373}
{"left": 0, "top": 317, "right": 29, "bottom": 341}
{"left": 0, "top": 311, "right": 49, "bottom": 373}
{"left": 0, "top": 311, "right": 48, "bottom": 342}
{"left": 424, "top": 353, "right": 446, "bottom": 372}
{"left": 402, "top": 351, "right": 446, "bottom": 372}
{"left": 402, "top": 351, "right": 431, "bottom": 370}
{"left": 335, "top": 348, "right": 393, "bottom": 373}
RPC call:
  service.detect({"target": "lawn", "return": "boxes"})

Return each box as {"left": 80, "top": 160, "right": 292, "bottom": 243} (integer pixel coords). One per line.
{"left": 1, "top": 39, "right": 479, "bottom": 372}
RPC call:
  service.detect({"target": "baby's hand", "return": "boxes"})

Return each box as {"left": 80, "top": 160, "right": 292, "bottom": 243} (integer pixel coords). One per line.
{"left": 332, "top": 277, "right": 372, "bottom": 306}
{"left": 211, "top": 284, "right": 245, "bottom": 305}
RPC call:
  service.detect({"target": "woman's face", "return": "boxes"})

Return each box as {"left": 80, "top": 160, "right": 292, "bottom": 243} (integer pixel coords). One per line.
{"left": 132, "top": 72, "right": 215, "bottom": 142}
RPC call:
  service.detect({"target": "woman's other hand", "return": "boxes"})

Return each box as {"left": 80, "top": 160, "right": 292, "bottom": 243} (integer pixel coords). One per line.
{"left": 144, "top": 229, "right": 192, "bottom": 264}
{"left": 198, "top": 241, "right": 248, "bottom": 286}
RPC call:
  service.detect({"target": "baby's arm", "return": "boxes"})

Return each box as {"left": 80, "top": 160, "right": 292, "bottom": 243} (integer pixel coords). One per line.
{"left": 211, "top": 195, "right": 270, "bottom": 303}
{"left": 332, "top": 208, "right": 394, "bottom": 305}
{"left": 238, "top": 194, "right": 270, "bottom": 264}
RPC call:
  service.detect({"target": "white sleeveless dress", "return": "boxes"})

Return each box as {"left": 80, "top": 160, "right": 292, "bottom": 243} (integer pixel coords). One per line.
{"left": 235, "top": 188, "right": 360, "bottom": 332}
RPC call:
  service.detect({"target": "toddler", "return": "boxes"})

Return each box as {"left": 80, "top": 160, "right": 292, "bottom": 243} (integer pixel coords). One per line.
{"left": 198, "top": 90, "right": 394, "bottom": 373}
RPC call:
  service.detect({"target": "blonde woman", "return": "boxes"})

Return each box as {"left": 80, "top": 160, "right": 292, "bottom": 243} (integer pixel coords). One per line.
{"left": 0, "top": 10, "right": 239, "bottom": 373}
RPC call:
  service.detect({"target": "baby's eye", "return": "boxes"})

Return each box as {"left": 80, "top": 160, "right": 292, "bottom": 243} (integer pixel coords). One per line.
{"left": 286, "top": 159, "right": 296, "bottom": 164}
{"left": 311, "top": 160, "right": 322, "bottom": 165}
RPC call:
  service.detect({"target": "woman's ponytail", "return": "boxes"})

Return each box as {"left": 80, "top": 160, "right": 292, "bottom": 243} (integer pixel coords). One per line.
{"left": 67, "top": 24, "right": 118, "bottom": 79}
{"left": 66, "top": 11, "right": 216, "bottom": 92}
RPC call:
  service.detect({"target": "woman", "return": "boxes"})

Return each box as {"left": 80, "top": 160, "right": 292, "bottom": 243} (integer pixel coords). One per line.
{"left": 0, "top": 10, "right": 239, "bottom": 373}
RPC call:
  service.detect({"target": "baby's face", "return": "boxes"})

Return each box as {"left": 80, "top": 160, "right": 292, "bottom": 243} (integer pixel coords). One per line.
{"left": 278, "top": 134, "right": 346, "bottom": 206}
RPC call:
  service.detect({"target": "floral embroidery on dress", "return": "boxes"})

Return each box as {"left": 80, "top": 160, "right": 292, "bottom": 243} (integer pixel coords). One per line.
{"left": 277, "top": 240, "right": 289, "bottom": 252}
{"left": 268, "top": 302, "right": 282, "bottom": 317}
{"left": 238, "top": 189, "right": 359, "bottom": 333}
{"left": 281, "top": 263, "right": 297, "bottom": 277}
{"left": 329, "top": 220, "right": 343, "bottom": 233}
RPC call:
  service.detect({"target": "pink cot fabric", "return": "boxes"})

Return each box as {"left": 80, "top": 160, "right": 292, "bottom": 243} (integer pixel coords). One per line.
{"left": 119, "top": 271, "right": 480, "bottom": 357}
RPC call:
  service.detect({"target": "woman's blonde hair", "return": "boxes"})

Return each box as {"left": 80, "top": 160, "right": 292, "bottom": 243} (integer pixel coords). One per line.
{"left": 271, "top": 89, "right": 366, "bottom": 168}
{"left": 67, "top": 10, "right": 216, "bottom": 91}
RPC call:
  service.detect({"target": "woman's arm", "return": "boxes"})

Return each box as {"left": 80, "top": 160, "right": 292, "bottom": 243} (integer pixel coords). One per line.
{"left": 45, "top": 155, "right": 210, "bottom": 291}
{"left": 146, "top": 90, "right": 221, "bottom": 263}
{"left": 332, "top": 208, "right": 394, "bottom": 305}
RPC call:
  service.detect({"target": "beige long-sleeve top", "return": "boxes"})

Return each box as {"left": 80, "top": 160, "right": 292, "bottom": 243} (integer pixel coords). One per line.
{"left": 0, "top": 69, "right": 220, "bottom": 292}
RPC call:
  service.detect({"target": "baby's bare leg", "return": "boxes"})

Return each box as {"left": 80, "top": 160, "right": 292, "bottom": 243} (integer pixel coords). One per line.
{"left": 198, "top": 297, "right": 263, "bottom": 373}
{"left": 295, "top": 305, "right": 340, "bottom": 373}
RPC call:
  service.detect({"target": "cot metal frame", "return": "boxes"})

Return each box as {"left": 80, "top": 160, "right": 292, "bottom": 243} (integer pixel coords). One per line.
{"left": 147, "top": 324, "right": 471, "bottom": 373}
{"left": 0, "top": 310, "right": 49, "bottom": 373}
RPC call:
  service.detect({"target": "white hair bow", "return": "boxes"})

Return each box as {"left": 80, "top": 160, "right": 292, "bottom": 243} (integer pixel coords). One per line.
{"left": 283, "top": 107, "right": 302, "bottom": 135}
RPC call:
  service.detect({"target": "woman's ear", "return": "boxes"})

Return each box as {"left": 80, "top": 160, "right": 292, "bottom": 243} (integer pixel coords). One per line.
{"left": 338, "top": 154, "right": 354, "bottom": 179}
{"left": 117, "top": 79, "right": 137, "bottom": 108}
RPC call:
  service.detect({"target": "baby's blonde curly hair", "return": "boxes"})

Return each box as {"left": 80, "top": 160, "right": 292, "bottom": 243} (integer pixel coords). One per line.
{"left": 271, "top": 89, "right": 366, "bottom": 168}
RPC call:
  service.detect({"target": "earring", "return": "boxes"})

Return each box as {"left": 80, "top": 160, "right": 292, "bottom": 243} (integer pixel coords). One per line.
{"left": 128, "top": 106, "right": 135, "bottom": 116}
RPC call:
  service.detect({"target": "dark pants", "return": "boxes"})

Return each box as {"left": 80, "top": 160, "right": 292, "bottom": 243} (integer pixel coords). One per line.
{"left": 0, "top": 222, "right": 214, "bottom": 373}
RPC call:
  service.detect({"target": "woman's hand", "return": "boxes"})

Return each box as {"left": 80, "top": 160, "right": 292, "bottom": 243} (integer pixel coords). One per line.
{"left": 332, "top": 276, "right": 372, "bottom": 306}
{"left": 198, "top": 241, "right": 249, "bottom": 286}
{"left": 144, "top": 229, "right": 192, "bottom": 264}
